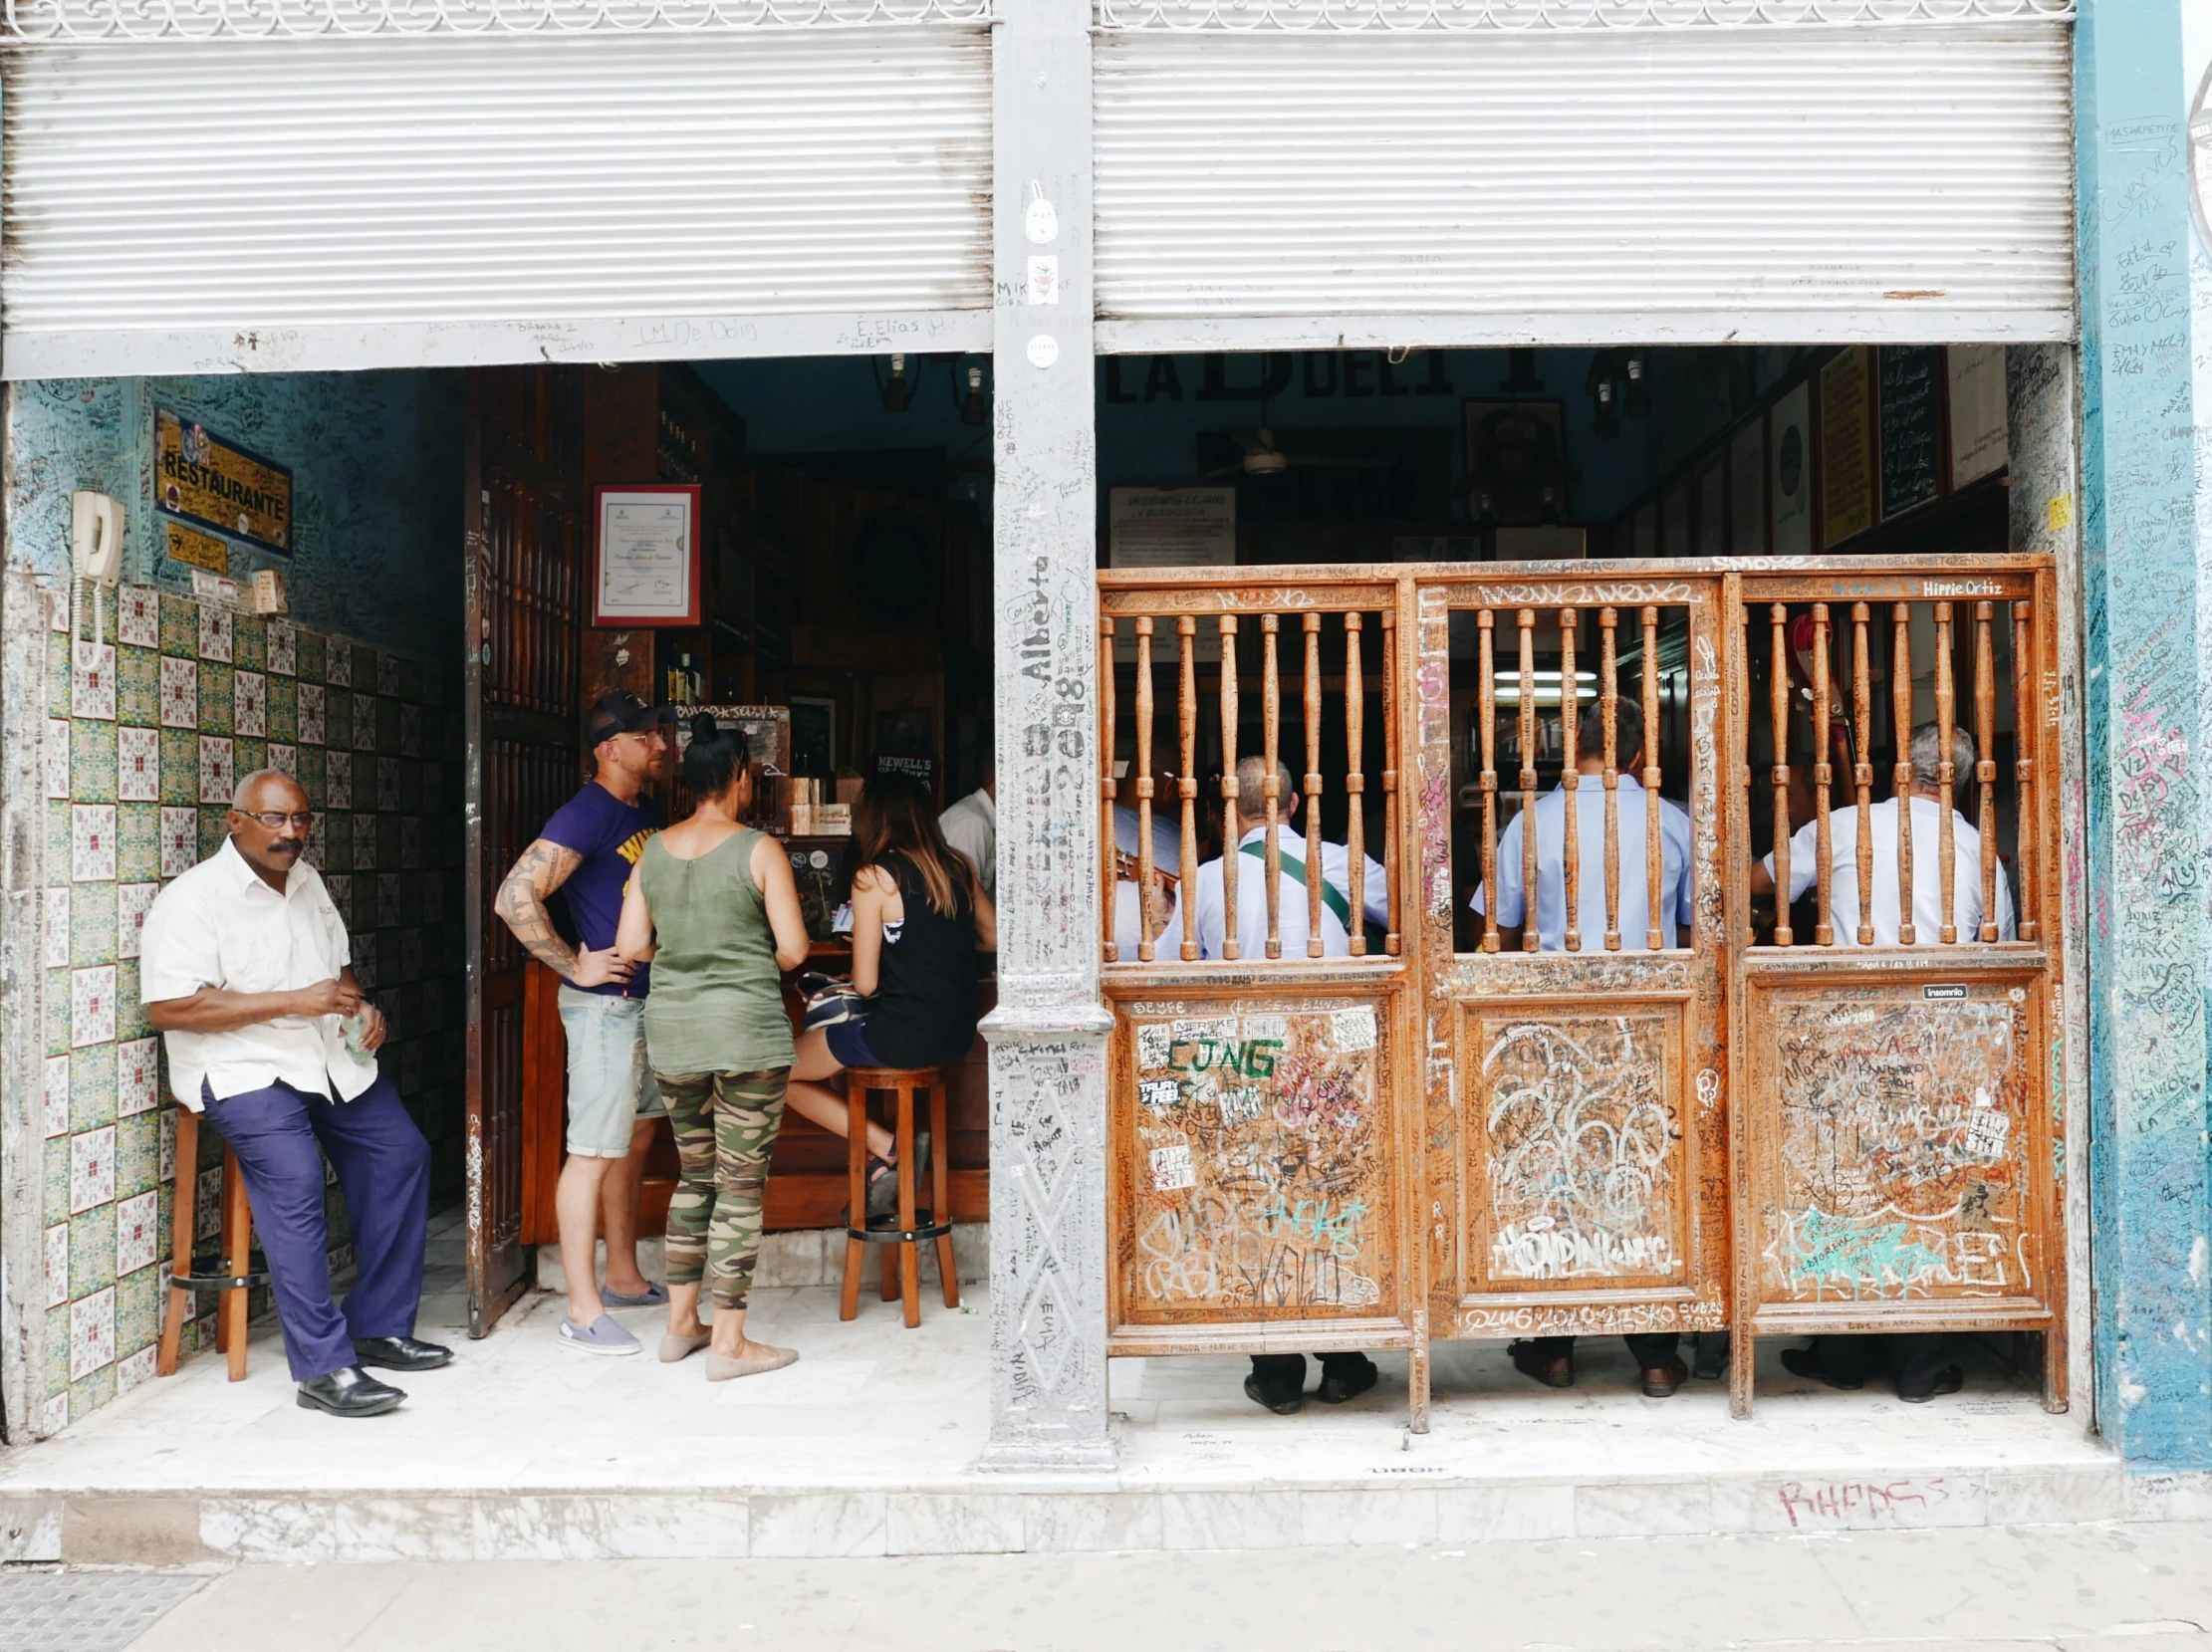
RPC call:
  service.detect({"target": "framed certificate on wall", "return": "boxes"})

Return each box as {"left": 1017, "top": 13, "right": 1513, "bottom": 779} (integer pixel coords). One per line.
{"left": 593, "top": 485, "right": 702, "bottom": 626}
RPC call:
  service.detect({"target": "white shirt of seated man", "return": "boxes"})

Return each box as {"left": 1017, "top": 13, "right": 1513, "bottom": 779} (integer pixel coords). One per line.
{"left": 138, "top": 768, "right": 385, "bottom": 1110}
{"left": 1154, "top": 757, "right": 1388, "bottom": 961}
{"left": 1469, "top": 698, "right": 1695, "bottom": 953}
{"left": 1753, "top": 720, "right": 2017, "bottom": 946}
{"left": 1110, "top": 767, "right": 1185, "bottom": 960}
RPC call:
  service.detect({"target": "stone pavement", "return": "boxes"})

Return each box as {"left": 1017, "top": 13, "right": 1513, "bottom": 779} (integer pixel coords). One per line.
{"left": 115, "top": 1520, "right": 2212, "bottom": 1652}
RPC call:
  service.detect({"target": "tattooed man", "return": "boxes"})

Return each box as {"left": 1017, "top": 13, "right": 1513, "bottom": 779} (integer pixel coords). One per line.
{"left": 494, "top": 692, "right": 675, "bottom": 1356}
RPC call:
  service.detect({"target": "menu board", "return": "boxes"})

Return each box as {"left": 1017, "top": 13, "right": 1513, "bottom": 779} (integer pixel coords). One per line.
{"left": 1820, "top": 348, "right": 1875, "bottom": 550}
{"left": 1121, "top": 1001, "right": 1394, "bottom": 1322}
{"left": 1755, "top": 979, "right": 2039, "bottom": 1305}
{"left": 1878, "top": 346, "right": 1941, "bottom": 521}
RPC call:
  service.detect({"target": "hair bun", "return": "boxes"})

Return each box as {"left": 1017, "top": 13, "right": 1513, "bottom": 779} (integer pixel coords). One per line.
{"left": 688, "top": 712, "right": 718, "bottom": 744}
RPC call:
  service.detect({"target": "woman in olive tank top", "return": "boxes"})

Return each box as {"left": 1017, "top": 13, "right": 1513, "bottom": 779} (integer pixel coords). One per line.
{"left": 616, "top": 715, "right": 810, "bottom": 1382}
{"left": 785, "top": 773, "right": 997, "bottom": 1214}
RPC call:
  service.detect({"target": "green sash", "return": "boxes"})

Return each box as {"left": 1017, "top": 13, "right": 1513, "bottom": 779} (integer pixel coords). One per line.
{"left": 1241, "top": 839, "right": 1354, "bottom": 932}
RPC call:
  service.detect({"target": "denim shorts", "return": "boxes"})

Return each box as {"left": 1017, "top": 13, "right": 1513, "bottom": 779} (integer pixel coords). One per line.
{"left": 557, "top": 986, "right": 665, "bottom": 1157}
{"left": 824, "top": 1019, "right": 882, "bottom": 1069}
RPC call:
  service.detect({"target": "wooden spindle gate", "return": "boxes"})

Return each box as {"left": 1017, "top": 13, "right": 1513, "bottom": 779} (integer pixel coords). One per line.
{"left": 1100, "top": 557, "right": 2066, "bottom": 1428}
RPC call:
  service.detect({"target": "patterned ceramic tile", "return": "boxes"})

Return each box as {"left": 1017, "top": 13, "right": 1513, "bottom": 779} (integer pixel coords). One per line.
{"left": 197, "top": 807, "right": 227, "bottom": 863}
{"left": 362, "top": 696, "right": 386, "bottom": 754}
{"left": 325, "top": 688, "right": 353, "bottom": 751}
{"left": 197, "top": 736, "right": 234, "bottom": 806}
{"left": 305, "top": 811, "right": 328, "bottom": 868}
{"left": 295, "top": 745, "right": 326, "bottom": 809}
{"left": 353, "top": 932, "right": 377, "bottom": 990}
{"left": 43, "top": 887, "right": 69, "bottom": 970}
{"left": 269, "top": 742, "right": 298, "bottom": 782}
{"left": 72, "top": 641, "right": 116, "bottom": 721}
{"left": 118, "top": 1111, "right": 159, "bottom": 1199}
{"left": 400, "top": 816, "right": 423, "bottom": 870}
{"left": 118, "top": 881, "right": 155, "bottom": 961}
{"left": 71, "top": 882, "right": 117, "bottom": 968}
{"left": 159, "top": 729, "right": 198, "bottom": 805}
{"left": 118, "top": 725, "right": 159, "bottom": 803}
{"left": 45, "top": 965, "right": 71, "bottom": 1058}
{"left": 118, "top": 587, "right": 159, "bottom": 648}
{"left": 376, "top": 874, "right": 401, "bottom": 930}
{"left": 376, "top": 757, "right": 400, "bottom": 813}
{"left": 400, "top": 702, "right": 422, "bottom": 757}
{"left": 400, "top": 928, "right": 424, "bottom": 984}
{"left": 234, "top": 737, "right": 268, "bottom": 783}
{"left": 267, "top": 619, "right": 297, "bottom": 677}
{"left": 116, "top": 1190, "right": 158, "bottom": 1278}
{"left": 158, "top": 654, "right": 197, "bottom": 729}
{"left": 70, "top": 965, "right": 117, "bottom": 1049}
{"left": 44, "top": 1055, "right": 70, "bottom": 1140}
{"left": 69, "top": 1286, "right": 115, "bottom": 1381}
{"left": 233, "top": 613, "right": 265, "bottom": 672}
{"left": 44, "top": 718, "right": 69, "bottom": 801}
{"left": 325, "top": 873, "right": 352, "bottom": 926}
{"left": 159, "top": 807, "right": 198, "bottom": 878}
{"left": 41, "top": 1391, "right": 68, "bottom": 1434}
{"left": 196, "top": 604, "right": 232, "bottom": 664}
{"left": 72, "top": 805, "right": 117, "bottom": 883}
{"left": 46, "top": 631, "right": 70, "bottom": 718}
{"left": 70, "top": 719, "right": 116, "bottom": 804}
{"left": 324, "top": 812, "right": 352, "bottom": 871}
{"left": 46, "top": 802, "right": 71, "bottom": 888}
{"left": 70, "top": 1124, "right": 116, "bottom": 1213}
{"left": 117, "top": 1269, "right": 159, "bottom": 1359}
{"left": 192, "top": 1165, "right": 222, "bottom": 1242}
{"left": 298, "top": 681, "right": 326, "bottom": 746}
{"left": 158, "top": 591, "right": 196, "bottom": 656}
{"left": 234, "top": 669, "right": 267, "bottom": 737}
{"left": 68, "top": 1042, "right": 116, "bottom": 1131}
{"left": 117, "top": 646, "right": 159, "bottom": 726}
{"left": 70, "top": 1204, "right": 115, "bottom": 1295}
{"left": 327, "top": 750, "right": 353, "bottom": 810}
{"left": 116, "top": 961, "right": 149, "bottom": 1043}
{"left": 375, "top": 651, "right": 400, "bottom": 698}
{"left": 118, "top": 1038, "right": 158, "bottom": 1119}
{"left": 197, "top": 662, "right": 234, "bottom": 736}
{"left": 117, "top": 1344, "right": 157, "bottom": 1395}
{"left": 328, "top": 642, "right": 354, "bottom": 687}
{"left": 266, "top": 675, "right": 297, "bottom": 742}
{"left": 158, "top": 1106, "right": 177, "bottom": 1184}
{"left": 45, "top": 1223, "right": 69, "bottom": 1309}
{"left": 353, "top": 813, "right": 378, "bottom": 870}
{"left": 297, "top": 627, "right": 326, "bottom": 684}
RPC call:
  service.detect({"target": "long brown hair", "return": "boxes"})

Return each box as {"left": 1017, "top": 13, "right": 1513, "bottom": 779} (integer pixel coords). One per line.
{"left": 854, "top": 772, "right": 973, "bottom": 918}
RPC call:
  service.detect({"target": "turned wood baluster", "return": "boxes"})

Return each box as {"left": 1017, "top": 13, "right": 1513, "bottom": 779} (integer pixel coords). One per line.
{"left": 1518, "top": 608, "right": 1539, "bottom": 953}
{"left": 1101, "top": 616, "right": 1116, "bottom": 964}
{"left": 2013, "top": 600, "right": 2040, "bottom": 942}
{"left": 1891, "top": 602, "right": 1917, "bottom": 945}
{"left": 1263, "top": 613, "right": 1283, "bottom": 960}
{"left": 1177, "top": 616, "right": 1200, "bottom": 962}
{"left": 1219, "top": 615, "right": 1241, "bottom": 962}
{"left": 1851, "top": 603, "right": 1875, "bottom": 946}
{"left": 1479, "top": 610, "right": 1500, "bottom": 953}
{"left": 1346, "top": 612, "right": 1367, "bottom": 958}
{"left": 1599, "top": 606, "right": 1621, "bottom": 952}
{"left": 1974, "top": 600, "right": 1999, "bottom": 943}
{"left": 1934, "top": 601, "right": 1958, "bottom": 945}
{"left": 1812, "top": 602, "right": 1834, "bottom": 946}
{"left": 1304, "top": 611, "right": 1325, "bottom": 957}
{"left": 1769, "top": 603, "right": 1793, "bottom": 948}
{"left": 1560, "top": 607, "right": 1582, "bottom": 952}
{"left": 1134, "top": 616, "right": 1156, "bottom": 962}
{"left": 1641, "top": 604, "right": 1663, "bottom": 951}
{"left": 1381, "top": 610, "right": 1401, "bottom": 956}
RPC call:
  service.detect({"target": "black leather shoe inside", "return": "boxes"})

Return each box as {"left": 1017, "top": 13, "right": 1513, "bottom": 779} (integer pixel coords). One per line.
{"left": 297, "top": 1366, "right": 406, "bottom": 1417}
{"left": 352, "top": 1335, "right": 454, "bottom": 1372}
{"left": 1316, "top": 1355, "right": 1379, "bottom": 1405}
{"left": 1242, "top": 1375, "right": 1304, "bottom": 1415}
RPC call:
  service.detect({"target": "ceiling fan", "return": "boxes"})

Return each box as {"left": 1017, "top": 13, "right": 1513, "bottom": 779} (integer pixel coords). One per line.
{"left": 1197, "top": 428, "right": 1396, "bottom": 481}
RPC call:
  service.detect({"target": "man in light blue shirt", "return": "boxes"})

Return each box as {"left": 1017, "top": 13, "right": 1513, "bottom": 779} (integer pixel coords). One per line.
{"left": 1467, "top": 696, "right": 1698, "bottom": 1398}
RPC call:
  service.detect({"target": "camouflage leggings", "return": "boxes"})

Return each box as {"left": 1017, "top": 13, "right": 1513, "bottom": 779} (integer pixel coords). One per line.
{"left": 655, "top": 1067, "right": 790, "bottom": 1311}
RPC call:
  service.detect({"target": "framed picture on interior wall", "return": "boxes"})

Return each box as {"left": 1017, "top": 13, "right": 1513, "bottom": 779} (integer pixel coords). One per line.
{"left": 1463, "top": 400, "right": 1573, "bottom": 525}
{"left": 790, "top": 696, "right": 837, "bottom": 779}
{"left": 593, "top": 484, "right": 702, "bottom": 626}
{"left": 1770, "top": 382, "right": 1814, "bottom": 559}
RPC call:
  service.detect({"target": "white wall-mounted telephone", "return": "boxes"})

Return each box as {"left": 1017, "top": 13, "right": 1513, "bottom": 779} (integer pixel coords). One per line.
{"left": 70, "top": 490, "right": 124, "bottom": 646}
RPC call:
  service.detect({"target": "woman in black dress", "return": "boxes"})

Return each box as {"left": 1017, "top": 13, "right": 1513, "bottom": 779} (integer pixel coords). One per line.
{"left": 785, "top": 773, "right": 996, "bottom": 1214}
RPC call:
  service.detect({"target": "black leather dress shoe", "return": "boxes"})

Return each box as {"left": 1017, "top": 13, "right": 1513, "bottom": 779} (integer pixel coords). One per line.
{"left": 297, "top": 1365, "right": 406, "bottom": 1417}
{"left": 352, "top": 1335, "right": 454, "bottom": 1372}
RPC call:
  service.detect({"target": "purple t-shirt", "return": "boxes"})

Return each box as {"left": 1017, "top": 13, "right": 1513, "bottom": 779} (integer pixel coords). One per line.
{"left": 540, "top": 783, "right": 661, "bottom": 998}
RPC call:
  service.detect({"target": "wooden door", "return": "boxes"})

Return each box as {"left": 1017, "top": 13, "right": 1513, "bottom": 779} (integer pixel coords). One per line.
{"left": 1420, "top": 576, "right": 1734, "bottom": 1349}
{"left": 463, "top": 365, "right": 588, "bottom": 1335}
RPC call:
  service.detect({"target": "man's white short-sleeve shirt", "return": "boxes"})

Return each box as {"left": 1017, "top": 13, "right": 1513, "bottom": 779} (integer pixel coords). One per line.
{"left": 138, "top": 836, "right": 378, "bottom": 1110}
{"left": 1472, "top": 775, "right": 1696, "bottom": 952}
{"left": 1770, "top": 796, "right": 2016, "bottom": 946}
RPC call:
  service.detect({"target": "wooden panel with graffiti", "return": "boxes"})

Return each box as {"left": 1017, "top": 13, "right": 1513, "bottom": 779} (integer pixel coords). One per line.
{"left": 1465, "top": 1001, "right": 1690, "bottom": 1293}
{"left": 1749, "top": 973, "right": 2050, "bottom": 1315}
{"left": 1112, "top": 995, "right": 1399, "bottom": 1328}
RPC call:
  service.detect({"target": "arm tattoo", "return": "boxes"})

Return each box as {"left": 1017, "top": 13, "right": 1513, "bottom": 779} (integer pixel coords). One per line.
{"left": 493, "top": 837, "right": 585, "bottom": 980}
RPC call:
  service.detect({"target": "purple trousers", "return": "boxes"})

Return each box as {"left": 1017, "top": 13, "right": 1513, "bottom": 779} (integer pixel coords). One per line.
{"left": 199, "top": 1075, "right": 429, "bottom": 1381}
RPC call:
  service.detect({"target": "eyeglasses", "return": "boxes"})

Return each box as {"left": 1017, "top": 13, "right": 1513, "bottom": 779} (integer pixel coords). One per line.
{"left": 238, "top": 811, "right": 314, "bottom": 829}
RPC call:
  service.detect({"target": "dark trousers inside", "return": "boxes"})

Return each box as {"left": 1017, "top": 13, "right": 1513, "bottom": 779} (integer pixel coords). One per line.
{"left": 1806, "top": 1333, "right": 1951, "bottom": 1396}
{"left": 1249, "top": 1352, "right": 1372, "bottom": 1392}
{"left": 1530, "top": 1333, "right": 1682, "bottom": 1369}
{"left": 199, "top": 1075, "right": 429, "bottom": 1381}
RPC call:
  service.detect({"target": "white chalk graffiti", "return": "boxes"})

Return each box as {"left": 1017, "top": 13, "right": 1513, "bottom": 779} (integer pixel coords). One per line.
{"left": 1482, "top": 1016, "right": 1679, "bottom": 1281}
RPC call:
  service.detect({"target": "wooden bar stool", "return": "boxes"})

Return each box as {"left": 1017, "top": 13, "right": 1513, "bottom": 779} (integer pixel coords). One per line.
{"left": 156, "top": 1107, "right": 265, "bottom": 1381}
{"left": 839, "top": 1064, "right": 956, "bottom": 1328}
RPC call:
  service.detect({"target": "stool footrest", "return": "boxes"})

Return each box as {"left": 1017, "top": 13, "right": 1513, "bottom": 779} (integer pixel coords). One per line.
{"left": 848, "top": 1216, "right": 951, "bottom": 1246}
{"left": 171, "top": 1260, "right": 268, "bottom": 1294}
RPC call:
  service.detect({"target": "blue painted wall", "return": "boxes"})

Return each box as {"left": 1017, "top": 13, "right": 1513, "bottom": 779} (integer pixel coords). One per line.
{"left": 7, "top": 372, "right": 462, "bottom": 657}
{"left": 2077, "top": 0, "right": 2212, "bottom": 1466}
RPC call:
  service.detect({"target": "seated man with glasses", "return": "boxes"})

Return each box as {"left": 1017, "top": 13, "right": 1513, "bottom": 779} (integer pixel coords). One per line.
{"left": 139, "top": 769, "right": 449, "bottom": 1418}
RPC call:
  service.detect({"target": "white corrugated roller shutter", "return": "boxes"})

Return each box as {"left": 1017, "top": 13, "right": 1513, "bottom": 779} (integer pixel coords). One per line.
{"left": 1095, "top": 24, "right": 2074, "bottom": 347}
{"left": 2, "top": 30, "right": 992, "bottom": 377}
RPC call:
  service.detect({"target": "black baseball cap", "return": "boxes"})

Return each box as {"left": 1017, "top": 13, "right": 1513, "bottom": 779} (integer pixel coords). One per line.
{"left": 585, "top": 691, "right": 678, "bottom": 747}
